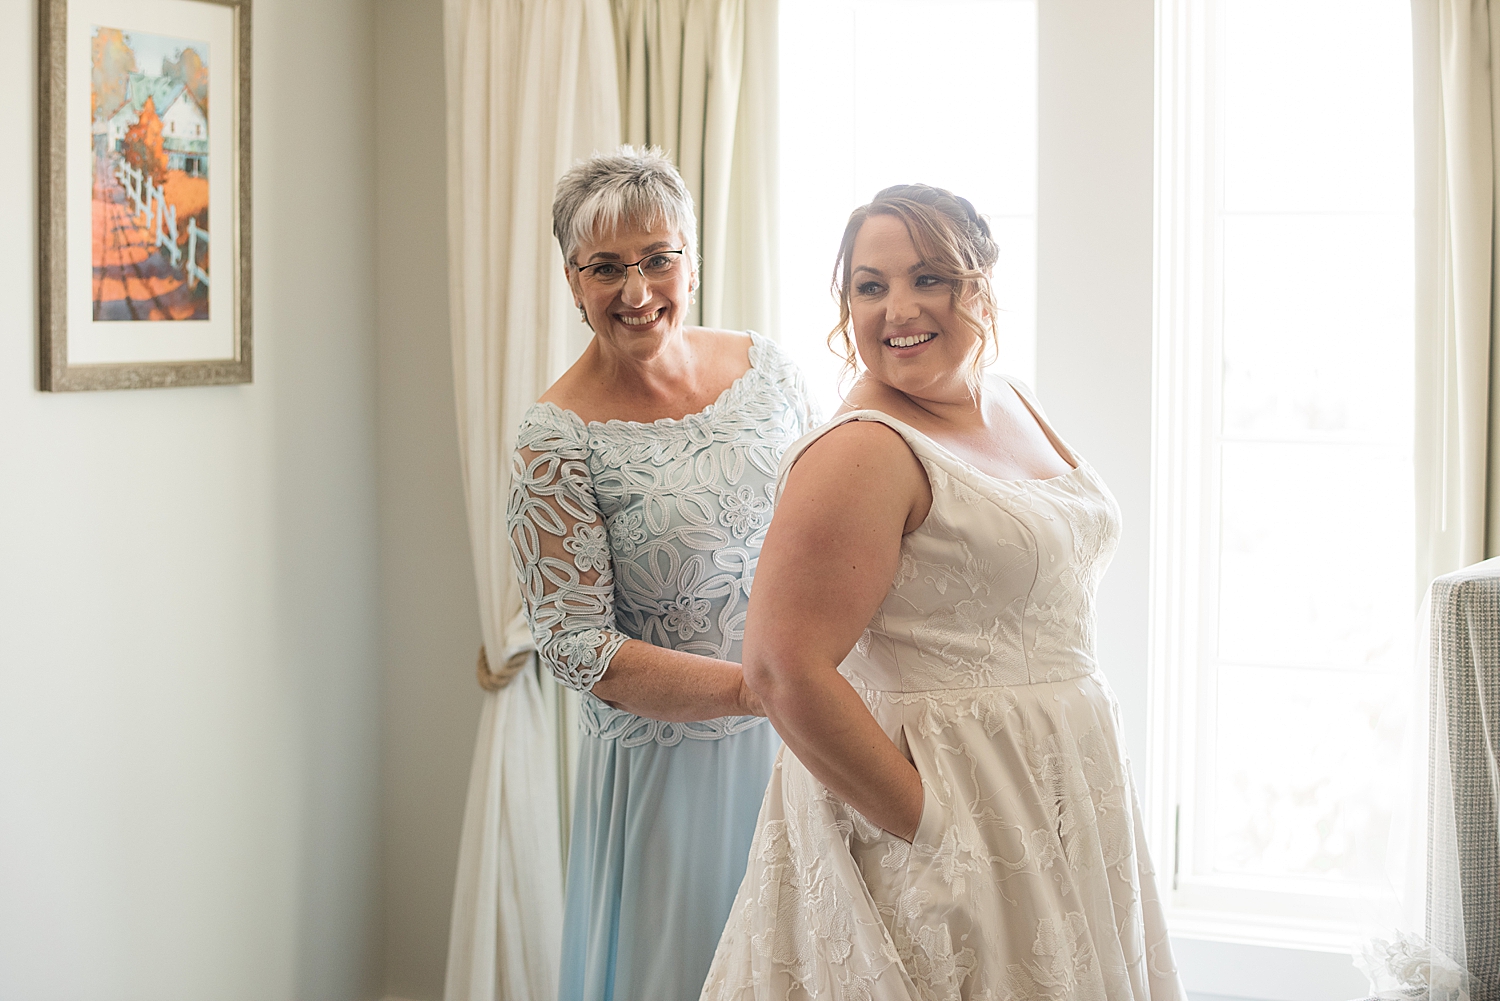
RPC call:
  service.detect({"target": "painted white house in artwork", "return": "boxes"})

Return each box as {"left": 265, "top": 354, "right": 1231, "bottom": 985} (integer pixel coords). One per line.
{"left": 162, "top": 90, "right": 207, "bottom": 155}
{"left": 99, "top": 72, "right": 208, "bottom": 177}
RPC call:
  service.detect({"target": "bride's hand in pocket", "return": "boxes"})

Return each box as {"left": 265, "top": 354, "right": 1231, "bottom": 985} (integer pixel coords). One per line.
{"left": 888, "top": 767, "right": 925, "bottom": 844}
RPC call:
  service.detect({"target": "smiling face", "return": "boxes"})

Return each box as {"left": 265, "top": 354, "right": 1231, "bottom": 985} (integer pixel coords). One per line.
{"left": 568, "top": 220, "right": 695, "bottom": 355}
{"left": 847, "top": 213, "right": 984, "bottom": 402}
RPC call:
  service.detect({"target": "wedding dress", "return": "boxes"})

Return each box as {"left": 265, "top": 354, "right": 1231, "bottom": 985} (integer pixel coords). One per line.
{"left": 702, "top": 395, "right": 1185, "bottom": 1001}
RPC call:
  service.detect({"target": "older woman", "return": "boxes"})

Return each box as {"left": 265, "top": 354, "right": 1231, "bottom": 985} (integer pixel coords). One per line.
{"left": 508, "top": 147, "right": 818, "bottom": 1001}
{"left": 703, "top": 185, "right": 1183, "bottom": 999}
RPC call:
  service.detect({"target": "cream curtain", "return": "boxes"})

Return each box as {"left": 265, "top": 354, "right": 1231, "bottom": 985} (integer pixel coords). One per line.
{"left": 440, "top": 2, "right": 621, "bottom": 999}
{"left": 613, "top": 0, "right": 779, "bottom": 336}
{"left": 441, "top": 2, "right": 778, "bottom": 997}
{"left": 1358, "top": 4, "right": 1500, "bottom": 995}
{"left": 1414, "top": 0, "right": 1500, "bottom": 592}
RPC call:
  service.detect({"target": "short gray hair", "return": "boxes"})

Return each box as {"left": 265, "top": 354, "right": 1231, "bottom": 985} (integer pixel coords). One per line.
{"left": 552, "top": 145, "right": 699, "bottom": 275}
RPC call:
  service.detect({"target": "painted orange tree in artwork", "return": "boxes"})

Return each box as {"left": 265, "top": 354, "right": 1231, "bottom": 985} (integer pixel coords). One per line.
{"left": 121, "top": 96, "right": 167, "bottom": 183}
{"left": 92, "top": 27, "right": 135, "bottom": 122}
{"left": 163, "top": 46, "right": 208, "bottom": 115}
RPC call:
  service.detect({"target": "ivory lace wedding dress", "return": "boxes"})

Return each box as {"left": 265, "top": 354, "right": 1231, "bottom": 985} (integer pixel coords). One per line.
{"left": 702, "top": 398, "right": 1185, "bottom": 1001}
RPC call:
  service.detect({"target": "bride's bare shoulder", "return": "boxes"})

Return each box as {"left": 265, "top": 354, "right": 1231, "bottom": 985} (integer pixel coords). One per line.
{"left": 790, "top": 415, "right": 925, "bottom": 494}
{"left": 784, "top": 417, "right": 932, "bottom": 532}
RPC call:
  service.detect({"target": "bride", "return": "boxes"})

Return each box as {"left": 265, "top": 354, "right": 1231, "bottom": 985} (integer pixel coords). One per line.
{"left": 702, "top": 185, "right": 1185, "bottom": 1000}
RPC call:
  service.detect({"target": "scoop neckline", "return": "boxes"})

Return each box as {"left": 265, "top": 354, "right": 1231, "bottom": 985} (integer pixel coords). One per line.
{"left": 536, "top": 331, "right": 766, "bottom": 431}
{"left": 834, "top": 408, "right": 1087, "bottom": 488}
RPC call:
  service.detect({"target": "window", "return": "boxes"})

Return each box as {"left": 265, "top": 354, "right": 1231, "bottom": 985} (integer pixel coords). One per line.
{"left": 779, "top": 0, "right": 1037, "bottom": 415}
{"left": 1151, "top": 0, "right": 1416, "bottom": 947}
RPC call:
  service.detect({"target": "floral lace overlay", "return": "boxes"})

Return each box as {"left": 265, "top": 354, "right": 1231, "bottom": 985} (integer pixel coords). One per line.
{"left": 508, "top": 332, "right": 819, "bottom": 744}
{"left": 702, "top": 404, "right": 1185, "bottom": 1001}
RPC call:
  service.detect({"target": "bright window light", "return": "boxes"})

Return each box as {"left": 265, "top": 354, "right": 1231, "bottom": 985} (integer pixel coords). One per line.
{"left": 778, "top": 0, "right": 1037, "bottom": 414}
{"left": 1152, "top": 0, "right": 1415, "bottom": 944}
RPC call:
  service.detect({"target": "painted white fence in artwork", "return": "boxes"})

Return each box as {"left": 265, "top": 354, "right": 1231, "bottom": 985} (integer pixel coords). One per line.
{"left": 115, "top": 159, "right": 208, "bottom": 286}
{"left": 186, "top": 218, "right": 209, "bottom": 288}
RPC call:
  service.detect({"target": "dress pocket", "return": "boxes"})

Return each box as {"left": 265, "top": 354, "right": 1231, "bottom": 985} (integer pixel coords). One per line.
{"left": 911, "top": 776, "right": 947, "bottom": 849}
{"left": 899, "top": 722, "right": 947, "bottom": 850}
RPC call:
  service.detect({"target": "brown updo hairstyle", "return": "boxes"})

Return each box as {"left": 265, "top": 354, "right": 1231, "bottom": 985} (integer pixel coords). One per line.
{"left": 829, "top": 184, "right": 1001, "bottom": 396}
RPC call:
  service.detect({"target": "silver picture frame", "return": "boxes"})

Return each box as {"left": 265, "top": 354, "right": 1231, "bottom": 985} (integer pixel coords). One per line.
{"left": 38, "top": 0, "right": 252, "bottom": 391}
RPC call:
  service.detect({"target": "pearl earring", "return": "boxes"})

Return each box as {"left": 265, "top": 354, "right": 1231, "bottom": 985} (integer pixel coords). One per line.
{"left": 577, "top": 303, "right": 587, "bottom": 322}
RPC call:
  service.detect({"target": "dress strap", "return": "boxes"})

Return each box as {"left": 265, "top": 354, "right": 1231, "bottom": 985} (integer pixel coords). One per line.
{"left": 1000, "top": 377, "right": 1082, "bottom": 470}
{"left": 774, "top": 409, "right": 933, "bottom": 502}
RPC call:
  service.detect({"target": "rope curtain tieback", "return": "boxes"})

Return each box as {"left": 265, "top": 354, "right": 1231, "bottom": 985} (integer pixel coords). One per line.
{"left": 476, "top": 643, "right": 530, "bottom": 691}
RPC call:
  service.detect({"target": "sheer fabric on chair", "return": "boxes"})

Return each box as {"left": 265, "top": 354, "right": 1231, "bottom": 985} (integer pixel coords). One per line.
{"left": 1359, "top": 560, "right": 1500, "bottom": 1001}
{"left": 1421, "top": 561, "right": 1500, "bottom": 1000}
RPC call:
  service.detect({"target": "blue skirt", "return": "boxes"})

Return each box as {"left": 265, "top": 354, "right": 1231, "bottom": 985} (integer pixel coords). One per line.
{"left": 558, "top": 720, "right": 780, "bottom": 1001}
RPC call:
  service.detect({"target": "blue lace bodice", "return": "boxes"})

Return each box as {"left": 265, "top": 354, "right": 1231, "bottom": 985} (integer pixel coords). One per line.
{"left": 507, "top": 332, "right": 820, "bottom": 745}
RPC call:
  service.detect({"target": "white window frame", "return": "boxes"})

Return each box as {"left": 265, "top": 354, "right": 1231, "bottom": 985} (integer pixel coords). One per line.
{"left": 1148, "top": 0, "right": 1411, "bottom": 961}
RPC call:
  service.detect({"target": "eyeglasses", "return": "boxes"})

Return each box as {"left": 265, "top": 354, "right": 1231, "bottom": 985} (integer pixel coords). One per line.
{"left": 574, "top": 249, "right": 687, "bottom": 288}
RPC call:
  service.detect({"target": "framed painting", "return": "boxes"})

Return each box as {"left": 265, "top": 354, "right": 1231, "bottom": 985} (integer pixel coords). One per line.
{"left": 39, "top": 0, "right": 251, "bottom": 391}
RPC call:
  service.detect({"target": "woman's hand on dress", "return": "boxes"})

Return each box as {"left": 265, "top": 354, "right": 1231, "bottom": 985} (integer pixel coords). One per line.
{"left": 588, "top": 641, "right": 770, "bottom": 722}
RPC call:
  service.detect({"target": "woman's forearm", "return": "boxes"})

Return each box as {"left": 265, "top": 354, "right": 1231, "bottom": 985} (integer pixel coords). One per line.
{"left": 588, "top": 638, "right": 762, "bottom": 722}
{"left": 756, "top": 657, "right": 923, "bottom": 841}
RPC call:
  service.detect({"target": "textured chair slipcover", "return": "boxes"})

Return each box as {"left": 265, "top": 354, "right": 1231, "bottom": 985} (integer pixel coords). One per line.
{"left": 1428, "top": 559, "right": 1500, "bottom": 1000}
{"left": 1358, "top": 558, "right": 1500, "bottom": 1001}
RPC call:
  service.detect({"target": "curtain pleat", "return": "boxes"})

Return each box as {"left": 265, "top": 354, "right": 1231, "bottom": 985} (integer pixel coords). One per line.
{"left": 441, "top": 2, "right": 621, "bottom": 999}
{"left": 1415, "top": 0, "right": 1500, "bottom": 592}
{"left": 613, "top": 0, "right": 779, "bottom": 336}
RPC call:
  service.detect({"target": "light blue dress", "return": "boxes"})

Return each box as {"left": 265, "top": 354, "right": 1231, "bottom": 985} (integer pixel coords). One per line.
{"left": 508, "top": 333, "right": 819, "bottom": 1001}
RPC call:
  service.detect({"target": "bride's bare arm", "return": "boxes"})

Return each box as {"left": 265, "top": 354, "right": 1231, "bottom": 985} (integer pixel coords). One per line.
{"left": 743, "top": 421, "right": 933, "bottom": 841}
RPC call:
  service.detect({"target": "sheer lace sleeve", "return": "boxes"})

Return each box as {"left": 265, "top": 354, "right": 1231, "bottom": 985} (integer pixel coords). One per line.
{"left": 759, "top": 333, "right": 823, "bottom": 433}
{"left": 789, "top": 360, "right": 823, "bottom": 433}
{"left": 508, "top": 415, "right": 628, "bottom": 692}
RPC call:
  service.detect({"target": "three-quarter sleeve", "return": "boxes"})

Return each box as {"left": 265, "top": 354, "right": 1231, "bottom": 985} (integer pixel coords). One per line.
{"left": 766, "top": 337, "right": 823, "bottom": 435}
{"left": 507, "top": 424, "right": 628, "bottom": 692}
{"left": 788, "top": 362, "right": 824, "bottom": 434}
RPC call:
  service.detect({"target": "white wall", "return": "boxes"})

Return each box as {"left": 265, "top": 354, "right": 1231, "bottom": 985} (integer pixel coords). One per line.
{"left": 1036, "top": 0, "right": 1157, "bottom": 775}
{"left": 0, "top": 1, "right": 382, "bottom": 998}
{"left": 373, "top": 2, "right": 485, "bottom": 999}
